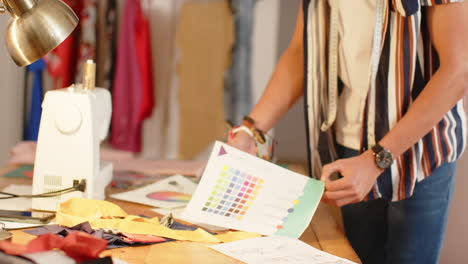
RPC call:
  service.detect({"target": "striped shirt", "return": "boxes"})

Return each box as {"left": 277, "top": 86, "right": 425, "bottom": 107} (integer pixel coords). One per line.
{"left": 303, "top": 0, "right": 467, "bottom": 201}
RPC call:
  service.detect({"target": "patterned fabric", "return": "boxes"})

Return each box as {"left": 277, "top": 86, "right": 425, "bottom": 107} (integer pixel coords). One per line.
{"left": 102, "top": 0, "right": 117, "bottom": 92}
{"left": 303, "top": 0, "right": 467, "bottom": 201}
{"left": 75, "top": 0, "right": 97, "bottom": 83}
{"left": 44, "top": 0, "right": 82, "bottom": 89}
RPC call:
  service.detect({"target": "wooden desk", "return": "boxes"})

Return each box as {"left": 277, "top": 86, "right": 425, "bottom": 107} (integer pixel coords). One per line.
{"left": 1, "top": 165, "right": 361, "bottom": 264}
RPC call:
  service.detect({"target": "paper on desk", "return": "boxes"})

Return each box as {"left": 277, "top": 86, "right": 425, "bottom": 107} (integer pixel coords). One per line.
{"left": 55, "top": 198, "right": 220, "bottom": 243}
{"left": 209, "top": 236, "right": 358, "bottom": 264}
{"left": 152, "top": 208, "right": 262, "bottom": 242}
{"left": 111, "top": 175, "right": 198, "bottom": 209}
{"left": 0, "top": 184, "right": 32, "bottom": 211}
{"left": 183, "top": 142, "right": 324, "bottom": 238}
{"left": 2, "top": 221, "right": 48, "bottom": 230}
{"left": 0, "top": 185, "right": 55, "bottom": 229}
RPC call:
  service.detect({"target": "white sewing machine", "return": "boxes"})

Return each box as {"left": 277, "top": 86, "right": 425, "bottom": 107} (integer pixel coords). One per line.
{"left": 32, "top": 61, "right": 113, "bottom": 212}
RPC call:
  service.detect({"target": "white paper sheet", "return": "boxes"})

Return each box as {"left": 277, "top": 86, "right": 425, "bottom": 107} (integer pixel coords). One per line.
{"left": 209, "top": 236, "right": 358, "bottom": 264}
{"left": 3, "top": 221, "right": 49, "bottom": 230}
{"left": 183, "top": 142, "right": 324, "bottom": 238}
{"left": 111, "top": 175, "right": 198, "bottom": 209}
{"left": 0, "top": 184, "right": 33, "bottom": 211}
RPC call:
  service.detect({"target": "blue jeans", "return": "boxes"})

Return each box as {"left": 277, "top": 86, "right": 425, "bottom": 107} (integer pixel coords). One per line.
{"left": 337, "top": 145, "right": 456, "bottom": 264}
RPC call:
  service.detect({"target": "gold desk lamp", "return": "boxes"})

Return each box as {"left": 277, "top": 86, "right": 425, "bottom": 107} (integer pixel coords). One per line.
{"left": 0, "top": 0, "right": 78, "bottom": 66}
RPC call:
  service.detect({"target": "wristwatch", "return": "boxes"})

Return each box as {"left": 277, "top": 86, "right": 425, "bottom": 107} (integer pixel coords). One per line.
{"left": 371, "top": 144, "right": 394, "bottom": 169}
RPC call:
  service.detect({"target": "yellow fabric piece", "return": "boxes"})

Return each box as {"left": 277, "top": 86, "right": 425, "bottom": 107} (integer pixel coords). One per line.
{"left": 59, "top": 198, "right": 128, "bottom": 217}
{"left": 55, "top": 198, "right": 220, "bottom": 243}
{"left": 215, "top": 231, "right": 262, "bottom": 243}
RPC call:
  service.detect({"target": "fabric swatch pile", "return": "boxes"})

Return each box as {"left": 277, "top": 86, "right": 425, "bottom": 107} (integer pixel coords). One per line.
{"left": 0, "top": 232, "right": 123, "bottom": 264}
{"left": 0, "top": 197, "right": 262, "bottom": 264}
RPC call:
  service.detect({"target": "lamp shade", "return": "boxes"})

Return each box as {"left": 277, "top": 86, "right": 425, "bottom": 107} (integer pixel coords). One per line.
{"left": 4, "top": 0, "right": 78, "bottom": 67}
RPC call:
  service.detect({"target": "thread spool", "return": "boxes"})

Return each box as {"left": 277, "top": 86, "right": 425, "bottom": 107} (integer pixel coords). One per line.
{"left": 83, "top": 59, "right": 96, "bottom": 90}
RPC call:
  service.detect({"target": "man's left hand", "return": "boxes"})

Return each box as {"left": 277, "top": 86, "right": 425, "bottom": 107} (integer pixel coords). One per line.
{"left": 321, "top": 150, "right": 383, "bottom": 207}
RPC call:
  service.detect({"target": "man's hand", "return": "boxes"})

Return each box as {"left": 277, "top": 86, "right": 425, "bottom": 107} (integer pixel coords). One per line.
{"left": 321, "top": 150, "right": 383, "bottom": 207}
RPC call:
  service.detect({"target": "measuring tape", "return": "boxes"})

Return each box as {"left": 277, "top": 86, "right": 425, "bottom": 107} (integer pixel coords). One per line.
{"left": 321, "top": 0, "right": 339, "bottom": 132}
{"left": 321, "top": 0, "right": 386, "bottom": 134}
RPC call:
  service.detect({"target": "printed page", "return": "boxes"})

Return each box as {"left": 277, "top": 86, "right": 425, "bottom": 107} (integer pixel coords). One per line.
{"left": 111, "top": 175, "right": 198, "bottom": 209}
{"left": 209, "top": 236, "right": 357, "bottom": 264}
{"left": 183, "top": 142, "right": 324, "bottom": 238}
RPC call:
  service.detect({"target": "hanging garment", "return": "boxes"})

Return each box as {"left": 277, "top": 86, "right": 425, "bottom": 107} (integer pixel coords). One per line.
{"left": 24, "top": 59, "right": 46, "bottom": 141}
{"left": 110, "top": 0, "right": 154, "bottom": 152}
{"left": 75, "top": 0, "right": 97, "bottom": 83}
{"left": 44, "top": 0, "right": 82, "bottom": 89}
{"left": 226, "top": 0, "right": 256, "bottom": 125}
{"left": 176, "top": 0, "right": 234, "bottom": 159}
{"left": 135, "top": 1, "right": 155, "bottom": 121}
{"left": 101, "top": 0, "right": 117, "bottom": 91}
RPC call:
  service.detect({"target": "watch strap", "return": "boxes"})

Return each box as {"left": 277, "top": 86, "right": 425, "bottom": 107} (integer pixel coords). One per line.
{"left": 371, "top": 144, "right": 384, "bottom": 155}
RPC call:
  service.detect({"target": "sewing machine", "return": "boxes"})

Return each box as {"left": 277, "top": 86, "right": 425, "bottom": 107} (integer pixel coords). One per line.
{"left": 32, "top": 61, "right": 113, "bottom": 212}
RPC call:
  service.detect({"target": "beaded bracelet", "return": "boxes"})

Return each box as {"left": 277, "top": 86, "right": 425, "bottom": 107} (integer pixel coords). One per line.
{"left": 228, "top": 116, "right": 276, "bottom": 161}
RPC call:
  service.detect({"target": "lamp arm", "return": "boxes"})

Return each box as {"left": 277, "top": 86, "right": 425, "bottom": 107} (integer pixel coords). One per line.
{"left": 2, "top": 0, "right": 37, "bottom": 17}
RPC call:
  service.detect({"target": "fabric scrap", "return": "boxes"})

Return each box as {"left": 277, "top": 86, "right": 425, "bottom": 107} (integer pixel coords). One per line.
{"left": 55, "top": 198, "right": 220, "bottom": 243}
{"left": 3, "top": 166, "right": 33, "bottom": 179}
{"left": 81, "top": 257, "right": 113, "bottom": 264}
{"left": 215, "top": 231, "right": 262, "bottom": 243}
{"left": 120, "top": 233, "right": 165, "bottom": 243}
{"left": 0, "top": 232, "right": 106, "bottom": 263}
{"left": 25, "top": 222, "right": 167, "bottom": 249}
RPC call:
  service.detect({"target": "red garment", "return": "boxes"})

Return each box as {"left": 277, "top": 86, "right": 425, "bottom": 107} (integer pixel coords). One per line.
{"left": 44, "top": 0, "right": 82, "bottom": 89}
{"left": 110, "top": 0, "right": 154, "bottom": 152}
{"left": 135, "top": 4, "right": 155, "bottom": 122}
{"left": 0, "top": 232, "right": 107, "bottom": 262}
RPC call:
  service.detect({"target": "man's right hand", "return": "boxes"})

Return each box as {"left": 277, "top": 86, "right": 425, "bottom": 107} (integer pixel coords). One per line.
{"left": 228, "top": 131, "right": 256, "bottom": 156}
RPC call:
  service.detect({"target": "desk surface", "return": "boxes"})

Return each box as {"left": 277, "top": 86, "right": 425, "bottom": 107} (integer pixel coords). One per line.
{"left": 2, "top": 165, "right": 361, "bottom": 264}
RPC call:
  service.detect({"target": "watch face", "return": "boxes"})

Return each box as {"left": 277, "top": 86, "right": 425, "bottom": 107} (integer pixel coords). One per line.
{"left": 376, "top": 150, "right": 393, "bottom": 169}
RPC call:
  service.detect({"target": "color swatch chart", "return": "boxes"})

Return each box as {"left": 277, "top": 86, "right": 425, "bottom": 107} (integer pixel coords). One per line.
{"left": 183, "top": 142, "right": 325, "bottom": 238}
{"left": 202, "top": 165, "right": 264, "bottom": 220}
